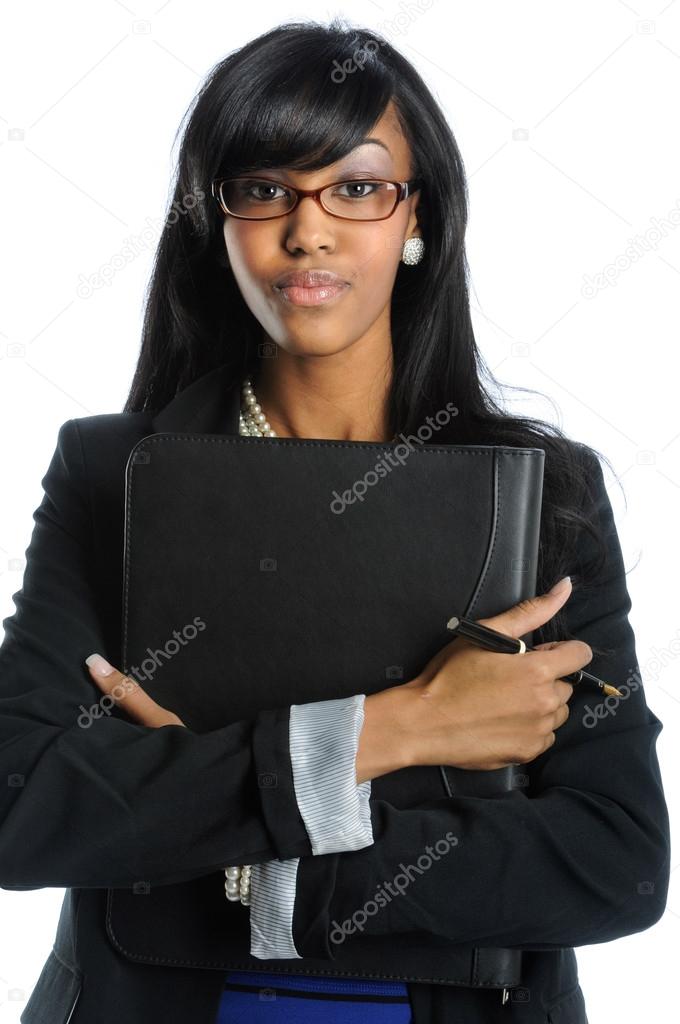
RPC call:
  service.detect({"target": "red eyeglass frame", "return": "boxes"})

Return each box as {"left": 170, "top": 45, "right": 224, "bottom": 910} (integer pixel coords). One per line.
{"left": 210, "top": 175, "right": 424, "bottom": 222}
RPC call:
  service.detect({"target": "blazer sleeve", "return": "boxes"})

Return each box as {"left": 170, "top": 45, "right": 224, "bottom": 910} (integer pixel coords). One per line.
{"left": 0, "top": 418, "right": 349, "bottom": 891}
{"left": 289, "top": 450, "right": 672, "bottom": 958}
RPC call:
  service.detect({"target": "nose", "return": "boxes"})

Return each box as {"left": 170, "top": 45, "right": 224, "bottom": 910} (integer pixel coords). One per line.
{"left": 283, "top": 194, "right": 337, "bottom": 255}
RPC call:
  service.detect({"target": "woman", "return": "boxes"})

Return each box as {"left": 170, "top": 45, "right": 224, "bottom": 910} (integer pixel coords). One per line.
{"left": 2, "top": 19, "right": 669, "bottom": 1024}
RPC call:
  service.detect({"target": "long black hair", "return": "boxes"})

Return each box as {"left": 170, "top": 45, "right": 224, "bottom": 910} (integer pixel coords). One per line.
{"left": 123, "top": 18, "right": 624, "bottom": 650}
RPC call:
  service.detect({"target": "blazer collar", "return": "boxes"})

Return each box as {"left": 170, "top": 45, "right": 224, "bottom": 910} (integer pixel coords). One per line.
{"left": 150, "top": 362, "right": 241, "bottom": 436}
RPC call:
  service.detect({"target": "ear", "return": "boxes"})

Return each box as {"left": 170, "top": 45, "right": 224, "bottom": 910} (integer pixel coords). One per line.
{"left": 405, "top": 190, "right": 422, "bottom": 241}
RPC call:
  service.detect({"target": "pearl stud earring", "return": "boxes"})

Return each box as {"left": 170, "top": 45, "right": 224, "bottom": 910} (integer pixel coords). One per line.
{"left": 401, "top": 236, "right": 425, "bottom": 265}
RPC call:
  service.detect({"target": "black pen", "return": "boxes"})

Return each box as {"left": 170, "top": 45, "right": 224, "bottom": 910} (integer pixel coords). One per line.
{"left": 446, "top": 615, "right": 623, "bottom": 698}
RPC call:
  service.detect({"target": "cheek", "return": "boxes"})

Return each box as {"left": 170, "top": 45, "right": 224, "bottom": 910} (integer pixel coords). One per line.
{"left": 223, "top": 223, "right": 272, "bottom": 277}
{"left": 347, "top": 226, "right": 404, "bottom": 290}
{"left": 222, "top": 224, "right": 284, "bottom": 313}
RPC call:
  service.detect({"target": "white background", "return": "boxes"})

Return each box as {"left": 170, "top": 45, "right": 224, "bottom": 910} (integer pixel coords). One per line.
{"left": 1, "top": 1, "right": 679, "bottom": 1020}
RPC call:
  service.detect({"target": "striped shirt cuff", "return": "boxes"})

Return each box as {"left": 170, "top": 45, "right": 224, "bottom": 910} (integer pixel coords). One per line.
{"left": 249, "top": 857, "right": 303, "bottom": 959}
{"left": 289, "top": 693, "right": 373, "bottom": 855}
{"left": 248, "top": 694, "right": 374, "bottom": 959}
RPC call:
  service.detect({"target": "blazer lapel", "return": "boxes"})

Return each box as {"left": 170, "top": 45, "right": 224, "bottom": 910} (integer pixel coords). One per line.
{"left": 150, "top": 362, "right": 242, "bottom": 436}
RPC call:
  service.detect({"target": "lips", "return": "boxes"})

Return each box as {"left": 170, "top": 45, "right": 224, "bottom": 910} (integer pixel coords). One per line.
{"left": 274, "top": 269, "right": 349, "bottom": 289}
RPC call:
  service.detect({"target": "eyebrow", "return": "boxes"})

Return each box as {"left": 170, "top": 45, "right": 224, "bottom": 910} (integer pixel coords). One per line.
{"left": 357, "top": 137, "right": 392, "bottom": 155}
{"left": 250, "top": 138, "right": 393, "bottom": 178}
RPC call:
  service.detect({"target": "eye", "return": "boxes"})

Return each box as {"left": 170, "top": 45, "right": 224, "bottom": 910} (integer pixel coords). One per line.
{"left": 332, "top": 180, "right": 382, "bottom": 199}
{"left": 243, "top": 180, "right": 290, "bottom": 202}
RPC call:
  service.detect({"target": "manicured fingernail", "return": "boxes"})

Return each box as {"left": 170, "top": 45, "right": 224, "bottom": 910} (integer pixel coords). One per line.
{"left": 85, "top": 652, "right": 114, "bottom": 675}
{"left": 548, "top": 575, "right": 571, "bottom": 595}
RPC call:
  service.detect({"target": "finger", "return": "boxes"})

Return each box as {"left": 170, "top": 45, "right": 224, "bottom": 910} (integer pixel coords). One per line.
{"left": 480, "top": 577, "right": 573, "bottom": 639}
{"left": 554, "top": 680, "right": 575, "bottom": 705}
{"left": 526, "top": 640, "right": 590, "bottom": 686}
{"left": 85, "top": 652, "right": 179, "bottom": 728}
{"left": 536, "top": 638, "right": 593, "bottom": 678}
{"left": 532, "top": 640, "right": 584, "bottom": 704}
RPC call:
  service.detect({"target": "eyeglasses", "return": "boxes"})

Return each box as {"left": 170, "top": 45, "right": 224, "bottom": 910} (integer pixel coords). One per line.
{"left": 211, "top": 176, "right": 423, "bottom": 222}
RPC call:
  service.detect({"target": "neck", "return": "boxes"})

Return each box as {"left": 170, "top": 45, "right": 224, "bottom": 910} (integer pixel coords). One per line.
{"left": 245, "top": 345, "right": 395, "bottom": 444}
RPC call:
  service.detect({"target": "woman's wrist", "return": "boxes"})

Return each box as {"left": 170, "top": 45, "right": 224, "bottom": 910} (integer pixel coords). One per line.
{"left": 355, "top": 682, "right": 422, "bottom": 784}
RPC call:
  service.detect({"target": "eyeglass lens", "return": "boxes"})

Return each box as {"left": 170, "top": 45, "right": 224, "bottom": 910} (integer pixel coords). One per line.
{"left": 220, "top": 178, "right": 399, "bottom": 219}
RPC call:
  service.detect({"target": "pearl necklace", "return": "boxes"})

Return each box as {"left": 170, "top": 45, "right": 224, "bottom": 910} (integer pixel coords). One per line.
{"left": 238, "top": 375, "right": 399, "bottom": 442}
{"left": 223, "top": 377, "right": 278, "bottom": 906}
{"left": 239, "top": 377, "right": 278, "bottom": 437}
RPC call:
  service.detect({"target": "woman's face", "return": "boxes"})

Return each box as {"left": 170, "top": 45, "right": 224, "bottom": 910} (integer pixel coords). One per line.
{"left": 221, "top": 101, "right": 421, "bottom": 358}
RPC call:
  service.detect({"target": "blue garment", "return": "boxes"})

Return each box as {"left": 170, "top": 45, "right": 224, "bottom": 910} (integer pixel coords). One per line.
{"left": 216, "top": 969, "right": 412, "bottom": 1022}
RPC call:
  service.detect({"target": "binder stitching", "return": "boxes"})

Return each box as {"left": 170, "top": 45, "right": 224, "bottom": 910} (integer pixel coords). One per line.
{"left": 131, "top": 435, "right": 538, "bottom": 455}
{"left": 104, "top": 889, "right": 506, "bottom": 983}
{"left": 465, "top": 449, "right": 501, "bottom": 620}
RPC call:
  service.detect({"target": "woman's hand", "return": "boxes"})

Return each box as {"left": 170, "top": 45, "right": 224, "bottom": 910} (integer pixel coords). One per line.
{"left": 395, "top": 576, "right": 593, "bottom": 772}
{"left": 85, "top": 652, "right": 186, "bottom": 728}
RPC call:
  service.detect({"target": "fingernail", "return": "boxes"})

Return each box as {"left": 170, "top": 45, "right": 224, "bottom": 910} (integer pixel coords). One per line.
{"left": 548, "top": 576, "right": 571, "bottom": 595}
{"left": 85, "top": 652, "right": 114, "bottom": 675}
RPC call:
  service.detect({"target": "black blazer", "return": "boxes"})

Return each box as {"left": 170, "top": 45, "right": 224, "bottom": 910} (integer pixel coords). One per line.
{"left": 1, "top": 362, "right": 670, "bottom": 1024}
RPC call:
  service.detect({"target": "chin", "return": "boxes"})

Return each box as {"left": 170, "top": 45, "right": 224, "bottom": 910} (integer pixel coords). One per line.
{"left": 279, "top": 335, "right": 351, "bottom": 357}
{"left": 267, "top": 322, "right": 354, "bottom": 355}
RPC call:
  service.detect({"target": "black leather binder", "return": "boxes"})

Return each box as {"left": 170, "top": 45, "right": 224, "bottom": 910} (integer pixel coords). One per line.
{"left": 108, "top": 434, "right": 545, "bottom": 990}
